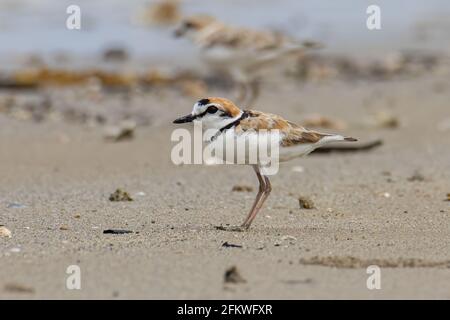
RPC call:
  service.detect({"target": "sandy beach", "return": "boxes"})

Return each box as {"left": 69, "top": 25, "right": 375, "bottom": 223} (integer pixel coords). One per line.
{"left": 1, "top": 0, "right": 450, "bottom": 299}
{"left": 1, "top": 71, "right": 450, "bottom": 299}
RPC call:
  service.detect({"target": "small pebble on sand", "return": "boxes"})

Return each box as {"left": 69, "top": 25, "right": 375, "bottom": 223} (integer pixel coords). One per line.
{"left": 224, "top": 266, "right": 246, "bottom": 284}
{"left": 6, "top": 203, "right": 26, "bottom": 209}
{"left": 109, "top": 189, "right": 133, "bottom": 202}
{"left": 298, "top": 196, "right": 315, "bottom": 209}
{"left": 0, "top": 226, "right": 12, "bottom": 238}
{"left": 408, "top": 171, "right": 425, "bottom": 182}
{"left": 232, "top": 185, "right": 253, "bottom": 192}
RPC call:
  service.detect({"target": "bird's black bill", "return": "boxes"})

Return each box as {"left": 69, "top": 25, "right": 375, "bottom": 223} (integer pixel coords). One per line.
{"left": 173, "top": 114, "right": 196, "bottom": 124}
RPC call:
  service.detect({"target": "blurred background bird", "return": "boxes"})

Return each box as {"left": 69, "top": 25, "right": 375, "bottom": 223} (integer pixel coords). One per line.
{"left": 174, "top": 14, "right": 321, "bottom": 106}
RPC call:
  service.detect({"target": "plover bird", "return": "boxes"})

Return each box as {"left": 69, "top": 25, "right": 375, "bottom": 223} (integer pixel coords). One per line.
{"left": 173, "top": 97, "right": 356, "bottom": 231}
{"left": 174, "top": 15, "right": 317, "bottom": 105}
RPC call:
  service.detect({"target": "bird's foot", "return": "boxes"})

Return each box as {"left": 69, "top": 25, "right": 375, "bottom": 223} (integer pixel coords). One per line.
{"left": 215, "top": 225, "right": 248, "bottom": 232}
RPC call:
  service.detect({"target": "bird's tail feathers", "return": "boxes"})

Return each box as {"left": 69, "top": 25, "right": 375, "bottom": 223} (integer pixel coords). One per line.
{"left": 320, "top": 134, "right": 358, "bottom": 144}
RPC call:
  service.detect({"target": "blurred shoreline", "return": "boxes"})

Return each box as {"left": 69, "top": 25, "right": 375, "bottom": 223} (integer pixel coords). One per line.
{"left": 1, "top": 0, "right": 450, "bottom": 69}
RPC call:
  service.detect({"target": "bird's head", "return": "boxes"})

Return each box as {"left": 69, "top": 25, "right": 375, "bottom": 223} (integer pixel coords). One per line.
{"left": 173, "top": 97, "right": 242, "bottom": 130}
{"left": 173, "top": 15, "right": 218, "bottom": 39}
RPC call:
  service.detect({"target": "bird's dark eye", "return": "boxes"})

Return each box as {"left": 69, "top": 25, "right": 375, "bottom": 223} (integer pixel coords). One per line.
{"left": 207, "top": 106, "right": 218, "bottom": 114}
{"left": 184, "top": 22, "right": 194, "bottom": 28}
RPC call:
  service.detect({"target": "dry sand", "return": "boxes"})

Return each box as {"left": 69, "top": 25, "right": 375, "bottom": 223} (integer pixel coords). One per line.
{"left": 1, "top": 68, "right": 450, "bottom": 299}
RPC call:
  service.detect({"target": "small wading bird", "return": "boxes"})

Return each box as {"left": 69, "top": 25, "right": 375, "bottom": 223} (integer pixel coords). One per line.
{"left": 174, "top": 15, "right": 319, "bottom": 105}
{"left": 173, "top": 97, "right": 357, "bottom": 232}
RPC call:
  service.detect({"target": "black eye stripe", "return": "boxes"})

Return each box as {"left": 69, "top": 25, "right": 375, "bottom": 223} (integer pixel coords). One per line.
{"left": 193, "top": 104, "right": 233, "bottom": 120}
{"left": 193, "top": 105, "right": 218, "bottom": 119}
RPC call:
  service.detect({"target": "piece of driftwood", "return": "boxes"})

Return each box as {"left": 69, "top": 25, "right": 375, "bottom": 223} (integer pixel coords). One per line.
{"left": 311, "top": 139, "right": 383, "bottom": 154}
{"left": 0, "top": 81, "right": 38, "bottom": 90}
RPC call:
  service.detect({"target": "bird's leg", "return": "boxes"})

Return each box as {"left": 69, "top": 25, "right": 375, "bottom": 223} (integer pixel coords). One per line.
{"left": 246, "top": 78, "right": 260, "bottom": 106}
{"left": 236, "top": 81, "right": 248, "bottom": 105}
{"left": 241, "top": 174, "right": 271, "bottom": 230}
{"left": 236, "top": 79, "right": 259, "bottom": 106}
{"left": 216, "top": 166, "right": 270, "bottom": 232}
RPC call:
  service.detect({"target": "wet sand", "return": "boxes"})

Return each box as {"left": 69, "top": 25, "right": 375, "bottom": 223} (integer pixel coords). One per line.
{"left": 1, "top": 68, "right": 450, "bottom": 298}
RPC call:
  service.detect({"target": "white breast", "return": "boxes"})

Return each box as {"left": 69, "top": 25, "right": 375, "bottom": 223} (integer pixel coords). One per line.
{"left": 203, "top": 129, "right": 282, "bottom": 167}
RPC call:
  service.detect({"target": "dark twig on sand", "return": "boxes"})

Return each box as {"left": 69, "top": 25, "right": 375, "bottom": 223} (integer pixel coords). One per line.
{"left": 222, "top": 241, "right": 243, "bottom": 248}
{"left": 103, "top": 229, "right": 133, "bottom": 235}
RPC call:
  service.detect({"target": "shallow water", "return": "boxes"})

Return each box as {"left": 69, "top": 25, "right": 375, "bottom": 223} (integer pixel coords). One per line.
{"left": 0, "top": 0, "right": 449, "bottom": 65}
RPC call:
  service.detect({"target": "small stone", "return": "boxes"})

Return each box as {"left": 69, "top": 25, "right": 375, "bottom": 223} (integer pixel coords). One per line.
{"left": 4, "top": 283, "right": 35, "bottom": 294}
{"left": 224, "top": 266, "right": 246, "bottom": 284}
{"left": 74, "top": 214, "right": 81, "bottom": 219}
{"left": 59, "top": 225, "right": 69, "bottom": 231}
{"left": 373, "top": 111, "right": 400, "bottom": 129}
{"left": 291, "top": 166, "right": 305, "bottom": 173}
{"left": 383, "top": 192, "right": 391, "bottom": 198}
{"left": 446, "top": 193, "right": 450, "bottom": 201}
{"left": 6, "top": 203, "right": 26, "bottom": 209}
{"left": 0, "top": 226, "right": 12, "bottom": 238}
{"left": 298, "top": 196, "right": 315, "bottom": 209}
{"left": 109, "top": 189, "right": 133, "bottom": 202}
{"left": 407, "top": 171, "right": 425, "bottom": 182}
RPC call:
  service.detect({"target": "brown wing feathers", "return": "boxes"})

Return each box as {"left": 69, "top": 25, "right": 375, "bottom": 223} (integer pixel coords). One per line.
{"left": 236, "top": 110, "right": 327, "bottom": 147}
